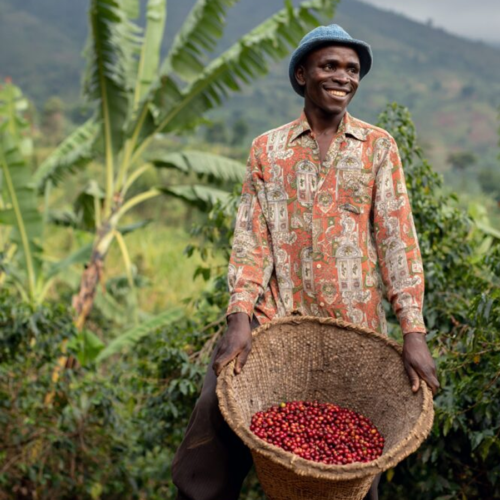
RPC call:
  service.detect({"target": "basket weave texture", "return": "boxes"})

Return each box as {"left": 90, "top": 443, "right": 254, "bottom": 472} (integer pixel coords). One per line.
{"left": 216, "top": 316, "right": 434, "bottom": 500}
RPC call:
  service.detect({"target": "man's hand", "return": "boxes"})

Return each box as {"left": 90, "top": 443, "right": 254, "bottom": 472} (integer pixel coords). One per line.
{"left": 213, "top": 312, "right": 252, "bottom": 377}
{"left": 402, "top": 332, "right": 440, "bottom": 395}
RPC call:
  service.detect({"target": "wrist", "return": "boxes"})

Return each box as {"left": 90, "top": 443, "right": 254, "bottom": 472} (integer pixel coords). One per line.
{"left": 227, "top": 312, "right": 251, "bottom": 325}
{"left": 403, "top": 331, "right": 426, "bottom": 338}
{"left": 403, "top": 331, "right": 427, "bottom": 345}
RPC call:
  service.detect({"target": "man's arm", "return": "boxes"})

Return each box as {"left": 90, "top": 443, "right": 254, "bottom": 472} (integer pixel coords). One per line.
{"left": 213, "top": 140, "right": 273, "bottom": 376}
{"left": 373, "top": 136, "right": 439, "bottom": 394}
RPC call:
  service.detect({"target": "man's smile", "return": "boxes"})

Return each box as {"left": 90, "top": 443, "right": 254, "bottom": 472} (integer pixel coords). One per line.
{"left": 325, "top": 88, "right": 350, "bottom": 98}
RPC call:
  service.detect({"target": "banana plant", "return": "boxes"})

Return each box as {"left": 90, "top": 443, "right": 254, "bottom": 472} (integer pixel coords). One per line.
{"left": 36, "top": 0, "right": 337, "bottom": 329}
{"left": 0, "top": 82, "right": 92, "bottom": 304}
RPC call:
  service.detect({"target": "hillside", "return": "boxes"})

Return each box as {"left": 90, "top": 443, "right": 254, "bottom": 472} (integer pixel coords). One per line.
{"left": 0, "top": 0, "right": 499, "bottom": 168}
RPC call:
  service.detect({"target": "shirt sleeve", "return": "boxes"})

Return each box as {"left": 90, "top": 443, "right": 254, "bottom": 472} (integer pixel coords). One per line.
{"left": 226, "top": 140, "right": 274, "bottom": 319}
{"left": 372, "top": 136, "right": 426, "bottom": 335}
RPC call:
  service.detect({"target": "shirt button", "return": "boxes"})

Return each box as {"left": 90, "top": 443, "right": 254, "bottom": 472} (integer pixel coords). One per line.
{"left": 316, "top": 263, "right": 322, "bottom": 269}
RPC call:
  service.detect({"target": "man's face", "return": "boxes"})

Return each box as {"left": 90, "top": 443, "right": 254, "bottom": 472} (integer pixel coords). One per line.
{"left": 295, "top": 45, "right": 361, "bottom": 115}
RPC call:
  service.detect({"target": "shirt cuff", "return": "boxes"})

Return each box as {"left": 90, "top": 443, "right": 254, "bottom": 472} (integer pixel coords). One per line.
{"left": 226, "top": 301, "right": 255, "bottom": 320}
{"left": 398, "top": 307, "right": 427, "bottom": 335}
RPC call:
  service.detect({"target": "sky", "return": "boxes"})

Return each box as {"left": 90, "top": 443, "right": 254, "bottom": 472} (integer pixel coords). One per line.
{"left": 359, "top": 0, "right": 500, "bottom": 45}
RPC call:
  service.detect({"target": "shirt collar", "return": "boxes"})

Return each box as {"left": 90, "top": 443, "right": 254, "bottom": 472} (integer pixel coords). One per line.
{"left": 290, "top": 111, "right": 368, "bottom": 143}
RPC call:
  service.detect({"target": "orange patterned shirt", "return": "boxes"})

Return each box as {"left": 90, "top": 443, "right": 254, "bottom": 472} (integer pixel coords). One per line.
{"left": 227, "top": 111, "right": 426, "bottom": 335}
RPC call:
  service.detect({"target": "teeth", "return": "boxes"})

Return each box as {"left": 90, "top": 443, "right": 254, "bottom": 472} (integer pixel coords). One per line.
{"left": 327, "top": 90, "right": 347, "bottom": 97}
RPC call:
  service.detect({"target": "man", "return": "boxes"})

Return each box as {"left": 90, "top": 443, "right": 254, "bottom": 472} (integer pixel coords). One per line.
{"left": 173, "top": 24, "right": 440, "bottom": 500}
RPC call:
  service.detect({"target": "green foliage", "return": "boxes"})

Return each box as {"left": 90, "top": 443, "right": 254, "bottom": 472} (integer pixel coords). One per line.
{"left": 0, "top": 292, "right": 130, "bottom": 499}
{"left": 0, "top": 287, "right": 211, "bottom": 500}
{"left": 0, "top": 90, "right": 42, "bottom": 300}
{"left": 149, "top": 150, "right": 245, "bottom": 185}
{"left": 33, "top": 119, "right": 98, "bottom": 191}
{"left": 96, "top": 306, "right": 184, "bottom": 363}
{"left": 0, "top": 83, "right": 90, "bottom": 304}
{"left": 162, "top": 0, "right": 240, "bottom": 82}
{"left": 32, "top": 0, "right": 337, "bottom": 330}
{"left": 377, "top": 104, "right": 500, "bottom": 499}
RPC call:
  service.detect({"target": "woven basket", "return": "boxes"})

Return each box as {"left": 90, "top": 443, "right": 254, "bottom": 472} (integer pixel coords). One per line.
{"left": 216, "top": 316, "right": 434, "bottom": 500}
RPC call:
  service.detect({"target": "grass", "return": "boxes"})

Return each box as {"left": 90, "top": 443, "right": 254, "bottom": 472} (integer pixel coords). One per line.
{"left": 43, "top": 221, "right": 222, "bottom": 319}
{"left": 105, "top": 223, "right": 220, "bottom": 314}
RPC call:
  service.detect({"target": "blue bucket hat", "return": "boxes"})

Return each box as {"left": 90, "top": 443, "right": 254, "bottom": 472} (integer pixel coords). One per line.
{"left": 289, "top": 24, "right": 373, "bottom": 96}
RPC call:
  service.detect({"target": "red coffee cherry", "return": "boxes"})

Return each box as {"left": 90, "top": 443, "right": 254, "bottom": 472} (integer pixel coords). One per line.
{"left": 250, "top": 401, "right": 385, "bottom": 465}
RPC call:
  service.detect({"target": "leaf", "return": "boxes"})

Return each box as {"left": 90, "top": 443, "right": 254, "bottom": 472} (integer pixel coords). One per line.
{"left": 93, "top": 287, "right": 131, "bottom": 325}
{"left": 133, "top": 0, "right": 167, "bottom": 105}
{"left": 194, "top": 266, "right": 211, "bottom": 281}
{"left": 46, "top": 243, "right": 93, "bottom": 280}
{"left": 0, "top": 83, "right": 33, "bottom": 157}
{"left": 0, "top": 129, "right": 42, "bottom": 299}
{"left": 33, "top": 119, "right": 98, "bottom": 191}
{"left": 122, "top": 0, "right": 140, "bottom": 19}
{"left": 127, "top": 0, "right": 336, "bottom": 150}
{"left": 150, "top": 150, "right": 245, "bottom": 184}
{"left": 162, "top": 0, "right": 240, "bottom": 82}
{"left": 96, "top": 307, "right": 184, "bottom": 362}
{"left": 47, "top": 210, "right": 82, "bottom": 230}
{"left": 83, "top": 0, "right": 141, "bottom": 158}
{"left": 161, "top": 184, "right": 231, "bottom": 212}
{"left": 475, "top": 221, "right": 500, "bottom": 240}
{"left": 470, "top": 430, "right": 494, "bottom": 451}
{"left": 154, "top": 0, "right": 336, "bottom": 134}
{"left": 443, "top": 416, "right": 453, "bottom": 437}
{"left": 73, "top": 181, "right": 106, "bottom": 231}
{"left": 67, "top": 329, "right": 105, "bottom": 366}
{"left": 386, "top": 468, "right": 395, "bottom": 483}
{"left": 117, "top": 219, "right": 152, "bottom": 235}
{"left": 113, "top": 230, "right": 135, "bottom": 289}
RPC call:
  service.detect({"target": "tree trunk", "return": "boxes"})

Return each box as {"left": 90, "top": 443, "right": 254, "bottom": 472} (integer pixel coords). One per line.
{"left": 72, "top": 247, "right": 105, "bottom": 330}
{"left": 46, "top": 222, "right": 114, "bottom": 403}
{"left": 72, "top": 219, "right": 114, "bottom": 330}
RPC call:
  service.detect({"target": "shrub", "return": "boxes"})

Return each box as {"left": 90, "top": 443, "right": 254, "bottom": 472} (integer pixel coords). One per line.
{"left": 0, "top": 293, "right": 130, "bottom": 499}
{"left": 377, "top": 104, "right": 500, "bottom": 499}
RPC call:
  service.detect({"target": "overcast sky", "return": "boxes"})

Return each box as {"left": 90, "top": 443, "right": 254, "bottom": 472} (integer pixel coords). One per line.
{"left": 359, "top": 0, "right": 500, "bottom": 44}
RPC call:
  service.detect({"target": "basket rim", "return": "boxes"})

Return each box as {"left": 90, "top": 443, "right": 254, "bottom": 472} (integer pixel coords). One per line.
{"left": 216, "top": 316, "right": 435, "bottom": 481}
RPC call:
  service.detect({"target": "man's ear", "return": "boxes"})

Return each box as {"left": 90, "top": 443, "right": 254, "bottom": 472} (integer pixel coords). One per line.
{"left": 295, "top": 64, "right": 306, "bottom": 87}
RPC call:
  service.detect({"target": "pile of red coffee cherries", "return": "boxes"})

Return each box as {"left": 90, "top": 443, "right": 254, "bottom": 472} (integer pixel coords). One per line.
{"left": 250, "top": 400, "right": 385, "bottom": 465}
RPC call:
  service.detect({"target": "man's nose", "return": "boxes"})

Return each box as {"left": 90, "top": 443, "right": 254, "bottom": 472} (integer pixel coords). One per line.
{"left": 331, "top": 70, "right": 350, "bottom": 85}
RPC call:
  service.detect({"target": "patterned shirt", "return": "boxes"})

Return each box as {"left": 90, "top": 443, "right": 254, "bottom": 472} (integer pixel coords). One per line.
{"left": 226, "top": 111, "right": 426, "bottom": 335}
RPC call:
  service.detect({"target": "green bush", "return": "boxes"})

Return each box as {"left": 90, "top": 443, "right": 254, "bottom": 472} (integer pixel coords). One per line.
{"left": 0, "top": 293, "right": 132, "bottom": 499}
{"left": 377, "top": 104, "right": 500, "bottom": 499}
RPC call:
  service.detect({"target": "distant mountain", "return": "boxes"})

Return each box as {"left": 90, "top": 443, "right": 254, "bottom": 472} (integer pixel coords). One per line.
{"left": 0, "top": 0, "right": 87, "bottom": 103}
{"left": 0, "top": 0, "right": 498, "bottom": 168}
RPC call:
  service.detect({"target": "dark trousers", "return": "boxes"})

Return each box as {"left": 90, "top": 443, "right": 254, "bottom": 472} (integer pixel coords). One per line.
{"left": 172, "top": 320, "right": 380, "bottom": 500}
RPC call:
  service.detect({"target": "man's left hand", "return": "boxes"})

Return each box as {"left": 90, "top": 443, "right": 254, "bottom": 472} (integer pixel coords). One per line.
{"left": 402, "top": 333, "right": 440, "bottom": 395}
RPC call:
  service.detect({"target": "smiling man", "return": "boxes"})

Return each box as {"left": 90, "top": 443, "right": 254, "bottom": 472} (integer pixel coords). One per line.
{"left": 173, "top": 25, "right": 439, "bottom": 500}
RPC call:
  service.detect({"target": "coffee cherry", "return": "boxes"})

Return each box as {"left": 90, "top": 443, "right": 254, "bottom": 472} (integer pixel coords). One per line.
{"left": 250, "top": 401, "right": 385, "bottom": 465}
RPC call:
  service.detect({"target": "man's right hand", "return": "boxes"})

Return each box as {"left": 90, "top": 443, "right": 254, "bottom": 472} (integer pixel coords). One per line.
{"left": 213, "top": 312, "right": 252, "bottom": 377}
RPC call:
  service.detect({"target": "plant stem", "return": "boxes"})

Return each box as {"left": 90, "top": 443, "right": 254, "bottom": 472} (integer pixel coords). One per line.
{"left": 0, "top": 152, "right": 36, "bottom": 301}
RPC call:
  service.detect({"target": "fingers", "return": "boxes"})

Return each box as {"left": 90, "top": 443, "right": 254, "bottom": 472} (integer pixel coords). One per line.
{"left": 420, "top": 369, "right": 440, "bottom": 395}
{"left": 405, "top": 360, "right": 440, "bottom": 396}
{"left": 234, "top": 344, "right": 251, "bottom": 375}
{"left": 213, "top": 347, "right": 239, "bottom": 377}
{"left": 213, "top": 340, "right": 252, "bottom": 377}
{"left": 405, "top": 362, "right": 420, "bottom": 393}
{"left": 412, "top": 361, "right": 440, "bottom": 396}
